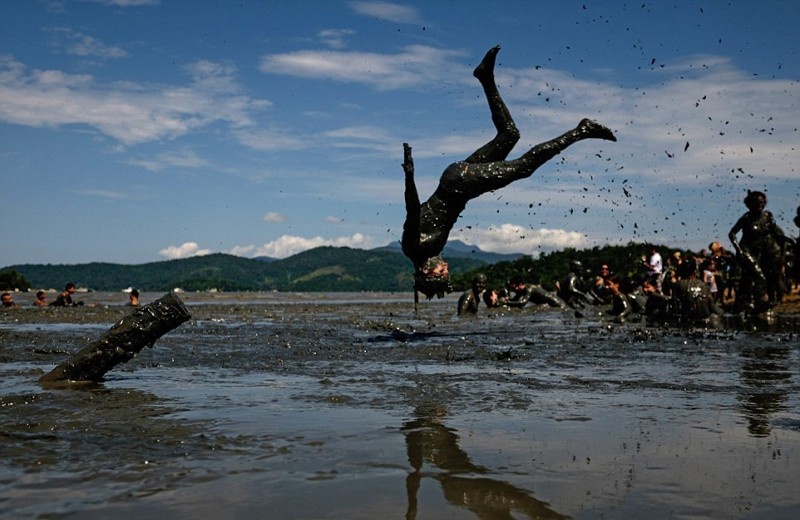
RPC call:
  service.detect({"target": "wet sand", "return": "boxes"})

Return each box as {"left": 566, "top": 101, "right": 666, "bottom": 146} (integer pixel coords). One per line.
{"left": 2, "top": 292, "right": 799, "bottom": 519}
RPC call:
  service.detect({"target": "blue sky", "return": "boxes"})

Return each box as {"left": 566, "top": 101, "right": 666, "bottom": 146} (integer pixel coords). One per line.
{"left": 1, "top": 0, "right": 798, "bottom": 266}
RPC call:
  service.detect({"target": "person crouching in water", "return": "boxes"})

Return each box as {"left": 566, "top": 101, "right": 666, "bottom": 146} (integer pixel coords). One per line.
{"left": 672, "top": 259, "right": 724, "bottom": 328}
{"left": 457, "top": 274, "right": 487, "bottom": 315}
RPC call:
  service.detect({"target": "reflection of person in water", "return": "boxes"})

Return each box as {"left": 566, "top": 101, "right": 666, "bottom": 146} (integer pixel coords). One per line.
{"left": 728, "top": 190, "right": 792, "bottom": 312}
{"left": 738, "top": 346, "right": 791, "bottom": 437}
{"left": 402, "top": 403, "right": 567, "bottom": 520}
{"left": 402, "top": 45, "right": 616, "bottom": 299}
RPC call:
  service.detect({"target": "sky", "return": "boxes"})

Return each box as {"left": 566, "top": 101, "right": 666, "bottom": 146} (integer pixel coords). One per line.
{"left": 1, "top": 0, "right": 798, "bottom": 267}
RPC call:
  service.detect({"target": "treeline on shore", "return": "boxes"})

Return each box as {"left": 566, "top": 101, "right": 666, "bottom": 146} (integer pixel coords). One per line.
{"left": 449, "top": 241, "right": 683, "bottom": 293}
{"left": 0, "top": 246, "right": 487, "bottom": 293}
{"left": 1, "top": 242, "right": 680, "bottom": 294}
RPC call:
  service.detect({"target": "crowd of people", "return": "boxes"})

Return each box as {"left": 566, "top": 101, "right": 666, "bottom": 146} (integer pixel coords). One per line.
{"left": 459, "top": 194, "right": 799, "bottom": 328}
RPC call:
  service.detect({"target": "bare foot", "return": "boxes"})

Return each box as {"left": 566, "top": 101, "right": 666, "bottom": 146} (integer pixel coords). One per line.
{"left": 579, "top": 118, "right": 617, "bottom": 142}
{"left": 473, "top": 45, "right": 501, "bottom": 82}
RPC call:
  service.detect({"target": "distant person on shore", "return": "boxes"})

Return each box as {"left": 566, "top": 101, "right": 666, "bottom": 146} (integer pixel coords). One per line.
{"left": 457, "top": 274, "right": 486, "bottom": 315}
{"left": 33, "top": 290, "right": 48, "bottom": 307}
{"left": 129, "top": 289, "right": 140, "bottom": 307}
{"left": 700, "top": 259, "right": 718, "bottom": 301}
{"left": 401, "top": 45, "right": 616, "bottom": 299}
{"left": 641, "top": 246, "right": 664, "bottom": 293}
{"left": 50, "top": 283, "right": 83, "bottom": 307}
{"left": 728, "top": 190, "right": 793, "bottom": 312}
{"left": 2, "top": 292, "right": 20, "bottom": 309}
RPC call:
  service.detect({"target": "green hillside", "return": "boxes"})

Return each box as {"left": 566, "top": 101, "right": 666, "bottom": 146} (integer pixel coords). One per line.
{"left": 2, "top": 247, "right": 485, "bottom": 292}
{"left": 2, "top": 242, "right": 685, "bottom": 294}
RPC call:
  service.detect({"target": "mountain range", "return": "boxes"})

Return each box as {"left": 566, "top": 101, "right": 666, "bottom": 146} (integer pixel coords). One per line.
{"left": 2, "top": 241, "right": 521, "bottom": 293}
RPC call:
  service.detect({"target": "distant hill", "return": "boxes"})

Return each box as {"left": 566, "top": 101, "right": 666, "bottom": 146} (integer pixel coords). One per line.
{"left": 374, "top": 240, "right": 523, "bottom": 264}
{"left": 2, "top": 246, "right": 487, "bottom": 293}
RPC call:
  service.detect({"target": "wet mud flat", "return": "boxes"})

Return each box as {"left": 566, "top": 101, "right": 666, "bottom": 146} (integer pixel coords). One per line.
{"left": 1, "top": 292, "right": 799, "bottom": 519}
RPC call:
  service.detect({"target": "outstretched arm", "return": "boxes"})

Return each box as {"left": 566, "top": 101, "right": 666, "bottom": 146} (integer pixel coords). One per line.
{"left": 401, "top": 143, "right": 421, "bottom": 263}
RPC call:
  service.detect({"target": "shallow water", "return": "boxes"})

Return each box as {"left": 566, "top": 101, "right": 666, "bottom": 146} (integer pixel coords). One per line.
{"left": 1, "top": 292, "right": 798, "bottom": 519}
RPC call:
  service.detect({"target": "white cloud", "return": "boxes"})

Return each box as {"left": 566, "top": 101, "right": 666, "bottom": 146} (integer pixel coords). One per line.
{"left": 234, "top": 127, "right": 307, "bottom": 152}
{"left": 452, "top": 224, "right": 587, "bottom": 256}
{"left": 0, "top": 55, "right": 268, "bottom": 145}
{"left": 126, "top": 148, "right": 209, "bottom": 171}
{"left": 262, "top": 212, "right": 287, "bottom": 223}
{"left": 71, "top": 189, "right": 128, "bottom": 199}
{"left": 227, "top": 245, "right": 255, "bottom": 256}
{"left": 318, "top": 29, "right": 355, "bottom": 50}
{"left": 158, "top": 242, "right": 212, "bottom": 260}
{"left": 238, "top": 233, "right": 376, "bottom": 259}
{"left": 349, "top": 1, "right": 422, "bottom": 24}
{"left": 258, "top": 45, "right": 465, "bottom": 90}
{"left": 47, "top": 28, "right": 128, "bottom": 59}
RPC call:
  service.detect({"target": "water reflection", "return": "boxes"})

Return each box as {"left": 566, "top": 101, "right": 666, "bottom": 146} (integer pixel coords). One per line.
{"left": 402, "top": 403, "right": 567, "bottom": 520}
{"left": 737, "top": 345, "right": 791, "bottom": 437}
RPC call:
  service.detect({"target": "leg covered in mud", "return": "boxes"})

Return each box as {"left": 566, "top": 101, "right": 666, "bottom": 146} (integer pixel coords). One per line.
{"left": 39, "top": 292, "right": 191, "bottom": 384}
{"left": 455, "top": 118, "right": 616, "bottom": 197}
{"left": 465, "top": 45, "right": 520, "bottom": 164}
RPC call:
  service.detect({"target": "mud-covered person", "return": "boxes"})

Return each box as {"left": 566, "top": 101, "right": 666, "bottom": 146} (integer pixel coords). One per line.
{"left": 33, "top": 290, "right": 48, "bottom": 307}
{"left": 793, "top": 205, "right": 800, "bottom": 292}
{"left": 2, "top": 292, "right": 21, "bottom": 309}
{"left": 457, "top": 274, "right": 487, "bottom": 315}
{"left": 557, "top": 260, "right": 599, "bottom": 309}
{"left": 506, "top": 275, "right": 565, "bottom": 309}
{"left": 672, "top": 259, "right": 724, "bottom": 327}
{"left": 604, "top": 275, "right": 635, "bottom": 323}
{"left": 50, "top": 282, "right": 84, "bottom": 307}
{"left": 593, "top": 264, "right": 615, "bottom": 304}
{"left": 728, "top": 190, "right": 793, "bottom": 311}
{"left": 129, "top": 289, "right": 140, "bottom": 307}
{"left": 402, "top": 45, "right": 616, "bottom": 299}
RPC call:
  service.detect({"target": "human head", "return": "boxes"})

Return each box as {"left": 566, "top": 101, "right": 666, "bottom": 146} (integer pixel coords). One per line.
{"left": 678, "top": 259, "right": 697, "bottom": 279}
{"left": 130, "top": 289, "right": 139, "bottom": 298}
{"left": 744, "top": 190, "right": 767, "bottom": 213}
{"left": 415, "top": 255, "right": 452, "bottom": 299}
{"left": 508, "top": 275, "right": 525, "bottom": 290}
{"left": 600, "top": 264, "right": 610, "bottom": 276}
{"left": 471, "top": 274, "right": 487, "bottom": 291}
{"left": 1, "top": 292, "right": 14, "bottom": 307}
{"left": 570, "top": 260, "right": 583, "bottom": 272}
{"left": 64, "top": 282, "right": 76, "bottom": 293}
{"left": 36, "top": 290, "right": 46, "bottom": 300}
{"left": 605, "top": 275, "right": 621, "bottom": 294}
